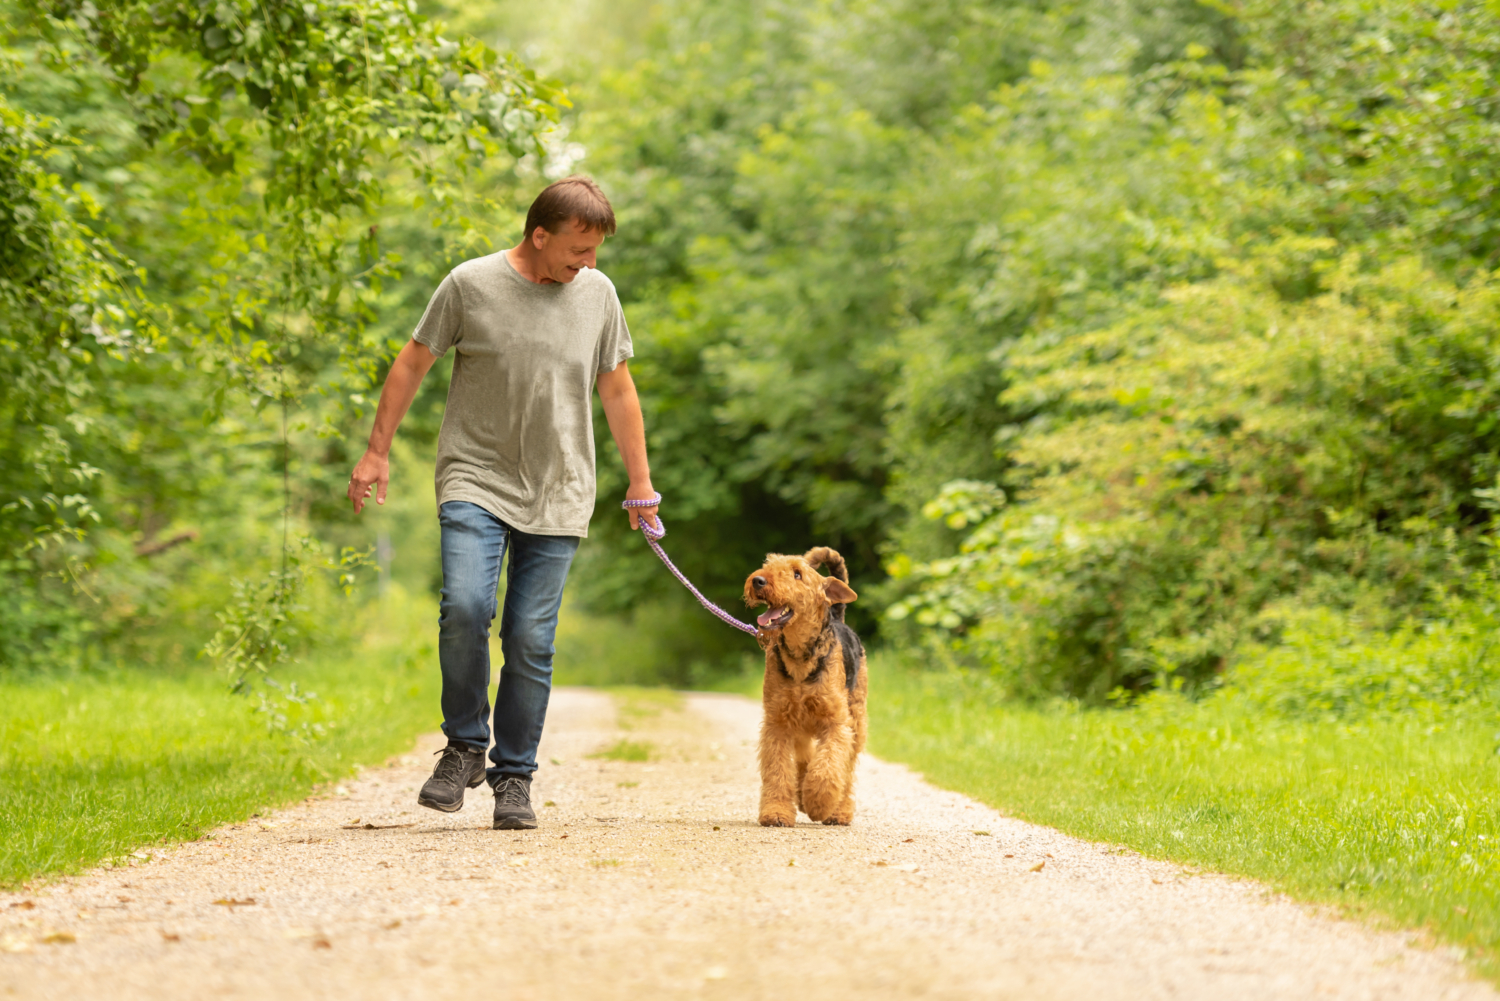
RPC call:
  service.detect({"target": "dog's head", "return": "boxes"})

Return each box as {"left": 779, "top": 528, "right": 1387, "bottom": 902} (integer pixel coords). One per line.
{"left": 743, "top": 552, "right": 858, "bottom": 638}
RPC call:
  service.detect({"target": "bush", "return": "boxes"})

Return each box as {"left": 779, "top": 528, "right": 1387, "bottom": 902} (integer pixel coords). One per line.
{"left": 889, "top": 257, "right": 1500, "bottom": 699}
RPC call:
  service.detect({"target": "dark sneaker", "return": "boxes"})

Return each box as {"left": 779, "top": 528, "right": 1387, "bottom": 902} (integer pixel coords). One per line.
{"left": 491, "top": 775, "right": 537, "bottom": 830}
{"left": 417, "top": 742, "right": 487, "bottom": 813}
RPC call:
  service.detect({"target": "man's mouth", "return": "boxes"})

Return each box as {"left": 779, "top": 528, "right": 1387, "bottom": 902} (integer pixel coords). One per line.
{"left": 756, "top": 606, "right": 793, "bottom": 630}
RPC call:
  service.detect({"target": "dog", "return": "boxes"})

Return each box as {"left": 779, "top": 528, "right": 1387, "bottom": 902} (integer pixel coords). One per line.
{"left": 743, "top": 546, "right": 867, "bottom": 827}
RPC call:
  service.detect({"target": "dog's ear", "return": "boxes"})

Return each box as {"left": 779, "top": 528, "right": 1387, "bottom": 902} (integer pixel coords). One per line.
{"left": 823, "top": 576, "right": 857, "bottom": 604}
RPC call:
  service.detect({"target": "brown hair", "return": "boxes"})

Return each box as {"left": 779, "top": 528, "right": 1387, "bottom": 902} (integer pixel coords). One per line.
{"left": 523, "top": 175, "right": 617, "bottom": 239}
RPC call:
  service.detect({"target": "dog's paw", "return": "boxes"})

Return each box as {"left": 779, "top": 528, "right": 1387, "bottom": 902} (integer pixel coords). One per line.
{"left": 822, "top": 815, "right": 852, "bottom": 826}
{"left": 758, "top": 813, "right": 796, "bottom": 828}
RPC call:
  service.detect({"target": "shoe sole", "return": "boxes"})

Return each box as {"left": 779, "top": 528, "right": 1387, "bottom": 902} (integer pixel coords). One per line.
{"left": 416, "top": 772, "right": 487, "bottom": 813}
{"left": 492, "top": 816, "right": 538, "bottom": 830}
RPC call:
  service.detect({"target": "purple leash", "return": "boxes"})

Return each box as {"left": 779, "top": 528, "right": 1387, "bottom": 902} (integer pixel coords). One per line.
{"left": 622, "top": 494, "right": 761, "bottom": 638}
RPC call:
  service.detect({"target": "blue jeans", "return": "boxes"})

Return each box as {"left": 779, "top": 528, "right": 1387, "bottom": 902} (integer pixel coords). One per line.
{"left": 437, "top": 501, "right": 579, "bottom": 784}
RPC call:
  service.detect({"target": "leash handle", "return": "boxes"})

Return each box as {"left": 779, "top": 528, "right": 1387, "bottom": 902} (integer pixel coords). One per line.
{"left": 621, "top": 494, "right": 761, "bottom": 638}
{"left": 621, "top": 493, "right": 666, "bottom": 541}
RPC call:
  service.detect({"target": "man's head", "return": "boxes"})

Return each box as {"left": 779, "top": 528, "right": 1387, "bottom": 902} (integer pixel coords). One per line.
{"left": 519, "top": 175, "right": 617, "bottom": 284}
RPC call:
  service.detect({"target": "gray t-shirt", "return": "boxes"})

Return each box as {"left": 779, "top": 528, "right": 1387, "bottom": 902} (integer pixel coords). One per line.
{"left": 411, "top": 251, "right": 633, "bottom": 537}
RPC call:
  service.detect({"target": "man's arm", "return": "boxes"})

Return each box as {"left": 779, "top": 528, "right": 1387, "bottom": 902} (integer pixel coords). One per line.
{"left": 348, "top": 339, "right": 439, "bottom": 513}
{"left": 596, "top": 361, "right": 659, "bottom": 531}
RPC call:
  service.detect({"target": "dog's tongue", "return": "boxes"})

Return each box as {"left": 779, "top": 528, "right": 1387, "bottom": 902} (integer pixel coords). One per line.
{"left": 756, "top": 607, "right": 785, "bottom": 628}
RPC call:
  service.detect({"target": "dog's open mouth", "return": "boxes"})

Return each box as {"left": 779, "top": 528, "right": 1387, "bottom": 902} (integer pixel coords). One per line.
{"left": 756, "top": 606, "right": 793, "bottom": 630}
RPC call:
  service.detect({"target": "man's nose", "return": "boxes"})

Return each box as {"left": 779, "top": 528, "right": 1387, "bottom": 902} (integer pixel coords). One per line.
{"left": 752, "top": 576, "right": 767, "bottom": 590}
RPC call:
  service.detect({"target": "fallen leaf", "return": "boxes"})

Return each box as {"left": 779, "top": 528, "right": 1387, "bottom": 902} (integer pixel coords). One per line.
{"left": 713, "top": 826, "right": 721, "bottom": 831}
{"left": 341, "top": 823, "right": 416, "bottom": 830}
{"left": 543, "top": 800, "right": 557, "bottom": 807}
{"left": 872, "top": 860, "right": 888, "bottom": 867}
{"left": 10, "top": 901, "right": 36, "bottom": 909}
{"left": 1045, "top": 853, "right": 1054, "bottom": 858}
{"left": 973, "top": 831, "right": 991, "bottom": 836}
{"left": 1152, "top": 879, "right": 1162, "bottom": 885}
{"left": 212, "top": 898, "right": 256, "bottom": 907}
{"left": 1004, "top": 854, "right": 1015, "bottom": 858}
{"left": 903, "top": 838, "right": 914, "bottom": 843}
{"left": 312, "top": 937, "right": 332, "bottom": 949}
{"left": 384, "top": 920, "right": 402, "bottom": 930}
{"left": 787, "top": 858, "right": 797, "bottom": 867}
{"left": 41, "top": 932, "right": 76, "bottom": 945}
{"left": 1029, "top": 861, "right": 1046, "bottom": 873}
{"left": 161, "top": 932, "right": 181, "bottom": 942}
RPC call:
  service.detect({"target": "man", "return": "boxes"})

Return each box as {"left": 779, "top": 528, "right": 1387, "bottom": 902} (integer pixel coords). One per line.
{"left": 347, "top": 176, "right": 658, "bottom": 830}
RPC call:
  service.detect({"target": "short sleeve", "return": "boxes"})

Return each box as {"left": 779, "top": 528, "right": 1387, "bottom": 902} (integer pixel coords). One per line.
{"left": 595, "top": 284, "right": 634, "bottom": 375}
{"left": 411, "top": 273, "right": 464, "bottom": 357}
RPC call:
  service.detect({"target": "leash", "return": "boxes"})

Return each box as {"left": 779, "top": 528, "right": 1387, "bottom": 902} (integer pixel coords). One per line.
{"left": 621, "top": 494, "right": 761, "bottom": 638}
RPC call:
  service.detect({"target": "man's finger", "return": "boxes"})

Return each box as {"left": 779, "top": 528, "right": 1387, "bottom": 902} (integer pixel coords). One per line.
{"left": 628, "top": 509, "right": 640, "bottom": 530}
{"left": 376, "top": 473, "right": 388, "bottom": 506}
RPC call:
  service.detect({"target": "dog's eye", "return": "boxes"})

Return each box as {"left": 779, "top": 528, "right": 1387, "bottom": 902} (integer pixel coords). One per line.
{"left": 793, "top": 570, "right": 801, "bottom": 580}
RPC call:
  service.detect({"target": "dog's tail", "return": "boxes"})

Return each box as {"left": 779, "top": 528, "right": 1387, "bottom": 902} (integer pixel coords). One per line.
{"left": 803, "top": 546, "right": 849, "bottom": 622}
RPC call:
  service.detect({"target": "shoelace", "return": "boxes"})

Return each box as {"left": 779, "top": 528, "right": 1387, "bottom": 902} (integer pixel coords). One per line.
{"left": 432, "top": 745, "right": 472, "bottom": 784}
{"left": 494, "top": 777, "right": 529, "bottom": 808}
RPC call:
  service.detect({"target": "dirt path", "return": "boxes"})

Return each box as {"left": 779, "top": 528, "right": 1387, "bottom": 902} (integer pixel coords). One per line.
{"left": 0, "top": 688, "right": 1493, "bottom": 1000}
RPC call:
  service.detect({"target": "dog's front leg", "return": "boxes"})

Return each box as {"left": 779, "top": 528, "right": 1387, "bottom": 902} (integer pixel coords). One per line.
{"left": 758, "top": 725, "right": 799, "bottom": 827}
{"left": 800, "top": 721, "right": 853, "bottom": 824}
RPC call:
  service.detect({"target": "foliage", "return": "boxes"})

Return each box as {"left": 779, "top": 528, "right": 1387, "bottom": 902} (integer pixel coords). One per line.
{"left": 890, "top": 257, "right": 1500, "bottom": 696}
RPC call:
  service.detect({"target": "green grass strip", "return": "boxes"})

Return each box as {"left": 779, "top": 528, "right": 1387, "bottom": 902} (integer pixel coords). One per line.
{"left": 869, "top": 663, "right": 1500, "bottom": 980}
{"left": 0, "top": 603, "right": 440, "bottom": 889}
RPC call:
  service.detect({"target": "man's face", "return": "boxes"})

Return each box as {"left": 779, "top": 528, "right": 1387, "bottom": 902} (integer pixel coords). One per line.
{"left": 530, "top": 218, "right": 606, "bottom": 283}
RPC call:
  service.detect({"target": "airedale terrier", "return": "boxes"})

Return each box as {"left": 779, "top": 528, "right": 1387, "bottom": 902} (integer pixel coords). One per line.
{"left": 743, "top": 546, "right": 867, "bottom": 827}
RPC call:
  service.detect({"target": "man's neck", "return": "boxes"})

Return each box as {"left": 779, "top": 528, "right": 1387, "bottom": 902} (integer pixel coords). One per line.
{"left": 507, "top": 245, "right": 554, "bottom": 285}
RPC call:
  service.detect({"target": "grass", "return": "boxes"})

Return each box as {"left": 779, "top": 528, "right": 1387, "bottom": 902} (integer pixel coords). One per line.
{"left": 587, "top": 738, "right": 654, "bottom": 762}
{"left": 869, "top": 661, "right": 1500, "bottom": 978}
{"left": 0, "top": 591, "right": 441, "bottom": 889}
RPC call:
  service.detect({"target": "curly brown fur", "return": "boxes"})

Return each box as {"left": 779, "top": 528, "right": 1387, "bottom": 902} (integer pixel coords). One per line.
{"left": 743, "top": 548, "right": 868, "bottom": 827}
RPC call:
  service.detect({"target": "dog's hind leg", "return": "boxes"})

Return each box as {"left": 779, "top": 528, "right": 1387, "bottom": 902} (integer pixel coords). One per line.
{"left": 758, "top": 724, "right": 799, "bottom": 827}
{"left": 824, "top": 727, "right": 861, "bottom": 825}
{"left": 823, "top": 657, "right": 869, "bottom": 826}
{"left": 801, "top": 721, "right": 853, "bottom": 823}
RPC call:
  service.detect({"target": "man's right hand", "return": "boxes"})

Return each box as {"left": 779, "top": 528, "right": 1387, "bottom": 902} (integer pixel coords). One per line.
{"left": 348, "top": 450, "right": 390, "bottom": 514}
{"left": 346, "top": 340, "right": 439, "bottom": 514}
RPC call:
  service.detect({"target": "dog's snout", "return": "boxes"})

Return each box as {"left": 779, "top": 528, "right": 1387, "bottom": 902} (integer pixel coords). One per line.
{"left": 752, "top": 575, "right": 767, "bottom": 590}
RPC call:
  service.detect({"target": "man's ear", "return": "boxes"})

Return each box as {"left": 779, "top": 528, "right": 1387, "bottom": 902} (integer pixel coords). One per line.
{"left": 824, "top": 577, "right": 857, "bottom": 604}
{"left": 531, "top": 225, "right": 550, "bottom": 250}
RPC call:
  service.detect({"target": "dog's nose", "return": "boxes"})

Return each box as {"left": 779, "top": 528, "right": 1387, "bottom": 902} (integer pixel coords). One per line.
{"left": 752, "top": 576, "right": 767, "bottom": 590}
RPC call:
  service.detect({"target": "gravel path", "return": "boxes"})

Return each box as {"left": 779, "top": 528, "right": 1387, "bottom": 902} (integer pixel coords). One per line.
{"left": 1, "top": 688, "right": 1493, "bottom": 1000}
